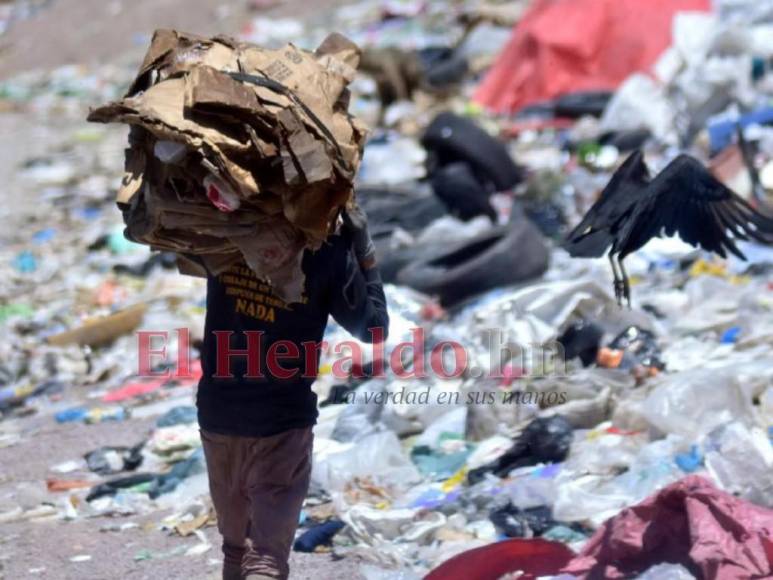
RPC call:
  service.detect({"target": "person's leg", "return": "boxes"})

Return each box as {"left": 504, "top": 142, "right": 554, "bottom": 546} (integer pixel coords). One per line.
{"left": 200, "top": 429, "right": 252, "bottom": 580}
{"left": 242, "top": 427, "right": 314, "bottom": 580}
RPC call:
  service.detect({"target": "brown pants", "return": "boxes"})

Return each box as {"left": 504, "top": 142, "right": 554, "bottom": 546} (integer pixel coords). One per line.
{"left": 200, "top": 427, "right": 314, "bottom": 580}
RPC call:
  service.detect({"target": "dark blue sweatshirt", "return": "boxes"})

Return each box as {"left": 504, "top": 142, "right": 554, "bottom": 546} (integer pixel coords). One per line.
{"left": 196, "top": 231, "right": 389, "bottom": 437}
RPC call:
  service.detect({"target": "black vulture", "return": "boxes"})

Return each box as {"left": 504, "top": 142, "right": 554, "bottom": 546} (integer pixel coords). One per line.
{"left": 564, "top": 150, "right": 773, "bottom": 306}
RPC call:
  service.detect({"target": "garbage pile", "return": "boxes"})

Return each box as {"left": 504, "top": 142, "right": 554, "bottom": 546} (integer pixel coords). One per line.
{"left": 0, "top": 0, "right": 52, "bottom": 40}
{"left": 1, "top": 0, "right": 773, "bottom": 579}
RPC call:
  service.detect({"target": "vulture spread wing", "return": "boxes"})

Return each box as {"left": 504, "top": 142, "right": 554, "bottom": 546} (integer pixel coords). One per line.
{"left": 617, "top": 155, "right": 773, "bottom": 259}
{"left": 564, "top": 150, "right": 651, "bottom": 258}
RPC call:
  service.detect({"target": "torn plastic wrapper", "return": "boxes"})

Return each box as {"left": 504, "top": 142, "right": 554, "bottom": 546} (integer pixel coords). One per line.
{"left": 204, "top": 175, "right": 242, "bottom": 213}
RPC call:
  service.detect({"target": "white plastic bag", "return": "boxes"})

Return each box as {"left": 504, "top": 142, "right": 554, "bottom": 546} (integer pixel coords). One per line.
{"left": 312, "top": 430, "right": 421, "bottom": 496}
{"left": 704, "top": 421, "right": 773, "bottom": 507}
{"left": 642, "top": 368, "right": 754, "bottom": 439}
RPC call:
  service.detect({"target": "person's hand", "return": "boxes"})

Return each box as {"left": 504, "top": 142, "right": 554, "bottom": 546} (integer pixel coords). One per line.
{"left": 342, "top": 204, "right": 376, "bottom": 269}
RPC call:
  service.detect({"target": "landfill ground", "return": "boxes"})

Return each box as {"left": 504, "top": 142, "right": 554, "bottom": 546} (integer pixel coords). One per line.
{"left": 2, "top": 0, "right": 773, "bottom": 579}
{"left": 0, "top": 2, "right": 364, "bottom": 579}
{"left": 0, "top": 411, "right": 365, "bottom": 579}
{"left": 0, "top": 133, "right": 367, "bottom": 576}
{"left": 0, "top": 0, "right": 349, "bottom": 78}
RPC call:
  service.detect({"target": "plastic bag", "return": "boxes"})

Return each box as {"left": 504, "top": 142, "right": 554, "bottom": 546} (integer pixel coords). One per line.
{"left": 360, "top": 565, "right": 421, "bottom": 580}
{"left": 468, "top": 416, "right": 573, "bottom": 484}
{"left": 330, "top": 379, "right": 387, "bottom": 442}
{"left": 312, "top": 430, "right": 421, "bottom": 497}
{"left": 600, "top": 74, "right": 677, "bottom": 144}
{"left": 553, "top": 436, "right": 686, "bottom": 526}
{"left": 344, "top": 504, "right": 445, "bottom": 545}
{"left": 634, "top": 563, "right": 696, "bottom": 579}
{"left": 703, "top": 421, "right": 773, "bottom": 506}
{"left": 642, "top": 368, "right": 754, "bottom": 439}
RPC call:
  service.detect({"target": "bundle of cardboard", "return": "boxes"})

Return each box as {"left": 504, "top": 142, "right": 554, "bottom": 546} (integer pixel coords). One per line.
{"left": 88, "top": 29, "right": 368, "bottom": 302}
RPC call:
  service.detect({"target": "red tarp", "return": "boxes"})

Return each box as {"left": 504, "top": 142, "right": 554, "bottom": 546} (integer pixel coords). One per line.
{"left": 563, "top": 476, "right": 773, "bottom": 579}
{"left": 424, "top": 538, "right": 574, "bottom": 580}
{"left": 473, "top": 0, "right": 711, "bottom": 114}
{"left": 102, "top": 361, "right": 202, "bottom": 402}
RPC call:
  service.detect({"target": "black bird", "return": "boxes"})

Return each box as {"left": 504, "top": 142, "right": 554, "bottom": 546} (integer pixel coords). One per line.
{"left": 429, "top": 161, "right": 498, "bottom": 222}
{"left": 564, "top": 150, "right": 773, "bottom": 306}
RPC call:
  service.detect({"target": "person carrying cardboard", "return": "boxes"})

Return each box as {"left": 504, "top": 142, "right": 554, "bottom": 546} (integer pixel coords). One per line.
{"left": 88, "top": 31, "right": 386, "bottom": 579}
{"left": 198, "top": 205, "right": 388, "bottom": 580}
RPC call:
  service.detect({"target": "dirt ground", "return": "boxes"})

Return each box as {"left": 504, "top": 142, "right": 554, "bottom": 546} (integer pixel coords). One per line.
{"left": 0, "top": 0, "right": 347, "bottom": 79}
{"left": 0, "top": 1, "right": 367, "bottom": 578}
{"left": 0, "top": 410, "right": 365, "bottom": 580}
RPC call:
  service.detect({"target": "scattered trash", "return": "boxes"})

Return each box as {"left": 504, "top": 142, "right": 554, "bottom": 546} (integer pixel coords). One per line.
{"left": 85, "top": 444, "right": 144, "bottom": 475}
{"left": 162, "top": 500, "right": 215, "bottom": 537}
{"left": 86, "top": 473, "right": 157, "bottom": 502}
{"left": 489, "top": 504, "right": 557, "bottom": 538}
{"left": 147, "top": 448, "right": 205, "bottom": 498}
{"left": 600, "top": 325, "right": 665, "bottom": 377}
{"left": 156, "top": 405, "right": 198, "bottom": 427}
{"left": 557, "top": 321, "right": 604, "bottom": 367}
{"left": 50, "top": 460, "right": 85, "bottom": 474}
{"left": 55, "top": 406, "right": 128, "bottom": 424}
{"left": 293, "top": 519, "right": 346, "bottom": 552}
{"left": 46, "top": 304, "right": 148, "bottom": 348}
{"left": 46, "top": 478, "right": 93, "bottom": 492}
{"left": 1, "top": 1, "right": 773, "bottom": 578}
{"left": 468, "top": 416, "right": 573, "bottom": 484}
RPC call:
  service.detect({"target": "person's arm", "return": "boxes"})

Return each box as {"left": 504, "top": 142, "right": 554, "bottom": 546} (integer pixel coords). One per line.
{"left": 329, "top": 207, "right": 389, "bottom": 343}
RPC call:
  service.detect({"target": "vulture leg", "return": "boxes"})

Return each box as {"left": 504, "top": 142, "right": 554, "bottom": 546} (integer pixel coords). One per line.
{"left": 609, "top": 254, "right": 624, "bottom": 306}
{"left": 618, "top": 257, "right": 632, "bottom": 309}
